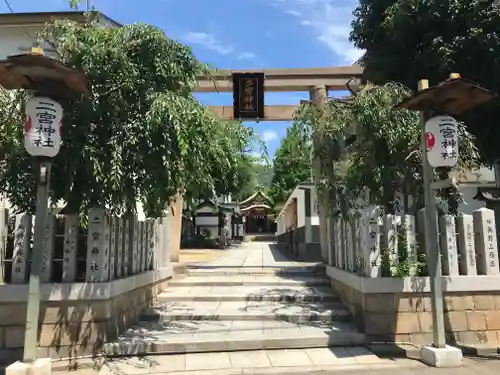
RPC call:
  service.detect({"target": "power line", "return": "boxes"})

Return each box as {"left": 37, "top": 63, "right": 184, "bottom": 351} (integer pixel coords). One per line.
{"left": 2, "top": 0, "right": 37, "bottom": 45}
{"left": 2, "top": 0, "right": 13, "bottom": 13}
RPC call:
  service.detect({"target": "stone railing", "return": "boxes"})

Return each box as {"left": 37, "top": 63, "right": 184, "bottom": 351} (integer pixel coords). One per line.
{"left": 325, "top": 206, "right": 500, "bottom": 346}
{"left": 331, "top": 206, "right": 499, "bottom": 278}
{"left": 0, "top": 206, "right": 176, "bottom": 358}
{"left": 0, "top": 207, "right": 170, "bottom": 284}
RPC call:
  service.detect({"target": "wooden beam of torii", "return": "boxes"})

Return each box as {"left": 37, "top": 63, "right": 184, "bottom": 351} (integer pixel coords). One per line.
{"left": 200, "top": 65, "right": 364, "bottom": 121}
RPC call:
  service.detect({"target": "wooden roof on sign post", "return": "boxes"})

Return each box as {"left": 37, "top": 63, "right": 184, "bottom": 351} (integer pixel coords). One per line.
{"left": 396, "top": 78, "right": 496, "bottom": 115}
{"left": 0, "top": 53, "right": 90, "bottom": 96}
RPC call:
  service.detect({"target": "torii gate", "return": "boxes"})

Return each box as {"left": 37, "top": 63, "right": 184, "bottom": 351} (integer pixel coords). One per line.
{"left": 196, "top": 65, "right": 364, "bottom": 121}
{"left": 195, "top": 65, "right": 364, "bottom": 262}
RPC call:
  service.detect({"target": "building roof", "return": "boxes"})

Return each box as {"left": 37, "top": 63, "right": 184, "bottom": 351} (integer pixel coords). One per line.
{"left": 240, "top": 190, "right": 272, "bottom": 205}
{"left": 0, "top": 11, "right": 122, "bottom": 28}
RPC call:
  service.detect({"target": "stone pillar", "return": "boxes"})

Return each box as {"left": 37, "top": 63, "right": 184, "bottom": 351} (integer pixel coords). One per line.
{"left": 160, "top": 212, "right": 171, "bottom": 267}
{"left": 364, "top": 208, "right": 381, "bottom": 277}
{"left": 109, "top": 216, "right": 117, "bottom": 280}
{"left": 11, "top": 213, "right": 31, "bottom": 284}
{"left": 338, "top": 216, "right": 346, "bottom": 269}
{"left": 40, "top": 214, "right": 55, "bottom": 283}
{"left": 62, "top": 215, "right": 78, "bottom": 282}
{"left": 456, "top": 214, "right": 477, "bottom": 275}
{"left": 473, "top": 208, "right": 500, "bottom": 275}
{"left": 86, "top": 208, "right": 110, "bottom": 282}
{"left": 439, "top": 215, "right": 459, "bottom": 276}
{"left": 0, "top": 208, "right": 8, "bottom": 282}
{"left": 381, "top": 214, "right": 399, "bottom": 274}
{"left": 123, "top": 217, "right": 130, "bottom": 276}
{"left": 147, "top": 219, "right": 157, "bottom": 269}
{"left": 403, "top": 214, "right": 418, "bottom": 276}
{"left": 309, "top": 85, "right": 329, "bottom": 263}
{"left": 131, "top": 217, "right": 139, "bottom": 274}
{"left": 345, "top": 219, "right": 354, "bottom": 271}
{"left": 141, "top": 221, "right": 148, "bottom": 271}
{"left": 115, "top": 217, "right": 124, "bottom": 278}
{"left": 333, "top": 216, "right": 342, "bottom": 268}
{"left": 169, "top": 195, "right": 183, "bottom": 262}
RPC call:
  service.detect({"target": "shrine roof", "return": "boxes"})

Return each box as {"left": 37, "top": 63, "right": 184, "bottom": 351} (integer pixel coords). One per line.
{"left": 240, "top": 204, "right": 272, "bottom": 212}
{"left": 239, "top": 190, "right": 272, "bottom": 205}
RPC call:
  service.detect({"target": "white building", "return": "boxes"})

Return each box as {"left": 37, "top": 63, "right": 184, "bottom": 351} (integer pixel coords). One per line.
{"left": 0, "top": 11, "right": 120, "bottom": 60}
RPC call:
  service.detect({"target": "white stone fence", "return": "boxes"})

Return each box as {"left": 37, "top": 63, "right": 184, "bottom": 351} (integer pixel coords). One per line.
{"left": 0, "top": 207, "right": 170, "bottom": 284}
{"left": 331, "top": 206, "right": 499, "bottom": 278}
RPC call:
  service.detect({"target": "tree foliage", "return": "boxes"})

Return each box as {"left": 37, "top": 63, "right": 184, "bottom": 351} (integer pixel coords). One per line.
{"left": 293, "top": 83, "right": 481, "bottom": 214}
{"left": 0, "top": 20, "right": 261, "bottom": 217}
{"left": 350, "top": 0, "right": 500, "bottom": 163}
{"left": 269, "top": 122, "right": 312, "bottom": 205}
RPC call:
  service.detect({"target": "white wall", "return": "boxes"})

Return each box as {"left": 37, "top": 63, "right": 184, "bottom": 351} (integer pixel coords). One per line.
{"left": 310, "top": 187, "right": 320, "bottom": 226}
{"left": 0, "top": 25, "right": 58, "bottom": 59}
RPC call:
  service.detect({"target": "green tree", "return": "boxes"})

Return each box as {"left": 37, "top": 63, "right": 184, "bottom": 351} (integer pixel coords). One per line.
{"left": 269, "top": 123, "right": 312, "bottom": 205}
{"left": 350, "top": 0, "right": 500, "bottom": 165}
{"left": 0, "top": 20, "right": 259, "bottom": 217}
{"left": 293, "top": 83, "right": 481, "bottom": 214}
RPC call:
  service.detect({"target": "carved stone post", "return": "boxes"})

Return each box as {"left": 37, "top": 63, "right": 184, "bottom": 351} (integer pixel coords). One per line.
{"left": 62, "top": 215, "right": 78, "bottom": 282}
{"left": 11, "top": 213, "right": 32, "bottom": 284}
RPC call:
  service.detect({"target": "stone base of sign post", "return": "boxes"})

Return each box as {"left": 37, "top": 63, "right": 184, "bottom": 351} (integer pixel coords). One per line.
{"left": 420, "top": 345, "right": 463, "bottom": 368}
{"left": 6, "top": 357, "right": 51, "bottom": 375}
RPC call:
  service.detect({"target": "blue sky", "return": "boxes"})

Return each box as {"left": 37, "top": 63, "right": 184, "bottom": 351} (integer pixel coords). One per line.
{"left": 1, "top": 0, "right": 362, "bottom": 158}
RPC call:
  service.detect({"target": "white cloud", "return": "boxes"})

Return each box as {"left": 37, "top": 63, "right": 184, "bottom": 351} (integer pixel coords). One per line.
{"left": 262, "top": 130, "right": 278, "bottom": 143}
{"left": 285, "top": 9, "right": 302, "bottom": 17}
{"left": 182, "top": 32, "right": 234, "bottom": 55}
{"left": 273, "top": 0, "right": 364, "bottom": 64}
{"left": 238, "top": 52, "right": 256, "bottom": 60}
{"left": 182, "top": 32, "right": 257, "bottom": 61}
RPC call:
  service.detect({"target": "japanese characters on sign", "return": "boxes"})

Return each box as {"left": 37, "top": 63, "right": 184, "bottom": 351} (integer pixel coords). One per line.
{"left": 11, "top": 214, "right": 31, "bottom": 284}
{"left": 486, "top": 217, "right": 497, "bottom": 270}
{"left": 424, "top": 115, "right": 459, "bottom": 168}
{"left": 62, "top": 215, "right": 78, "bottom": 282}
{"left": 40, "top": 215, "right": 55, "bottom": 282}
{"left": 364, "top": 208, "right": 381, "bottom": 278}
{"left": 24, "top": 97, "right": 63, "bottom": 157}
{"left": 456, "top": 214, "right": 477, "bottom": 275}
{"left": 232, "top": 73, "right": 265, "bottom": 120}
{"left": 473, "top": 208, "right": 499, "bottom": 275}
{"left": 440, "top": 215, "right": 459, "bottom": 276}
{"left": 86, "top": 208, "right": 110, "bottom": 282}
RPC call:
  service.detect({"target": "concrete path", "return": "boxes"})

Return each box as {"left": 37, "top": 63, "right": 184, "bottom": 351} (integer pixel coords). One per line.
{"left": 188, "top": 241, "right": 319, "bottom": 269}
{"left": 101, "top": 242, "right": 419, "bottom": 374}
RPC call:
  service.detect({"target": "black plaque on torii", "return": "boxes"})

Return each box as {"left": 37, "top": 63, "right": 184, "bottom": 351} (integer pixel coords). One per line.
{"left": 232, "top": 72, "right": 265, "bottom": 120}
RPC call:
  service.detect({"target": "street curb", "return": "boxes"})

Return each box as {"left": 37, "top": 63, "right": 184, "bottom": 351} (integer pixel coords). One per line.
{"left": 367, "top": 344, "right": 421, "bottom": 360}
{"left": 457, "top": 344, "right": 500, "bottom": 357}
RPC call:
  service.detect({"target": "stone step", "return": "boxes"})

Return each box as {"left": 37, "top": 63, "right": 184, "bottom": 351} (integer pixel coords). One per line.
{"left": 140, "top": 300, "right": 350, "bottom": 323}
{"left": 159, "top": 285, "right": 339, "bottom": 303}
{"left": 103, "top": 320, "right": 366, "bottom": 356}
{"left": 186, "top": 266, "right": 325, "bottom": 276}
{"left": 169, "top": 275, "right": 330, "bottom": 287}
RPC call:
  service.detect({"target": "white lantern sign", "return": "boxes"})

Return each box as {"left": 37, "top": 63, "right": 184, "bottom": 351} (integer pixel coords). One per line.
{"left": 24, "top": 96, "right": 63, "bottom": 158}
{"left": 424, "top": 115, "right": 459, "bottom": 168}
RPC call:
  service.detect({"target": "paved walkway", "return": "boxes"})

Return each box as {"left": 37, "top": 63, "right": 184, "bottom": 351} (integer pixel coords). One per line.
{"left": 99, "top": 242, "right": 438, "bottom": 374}
{"left": 188, "top": 241, "right": 319, "bottom": 269}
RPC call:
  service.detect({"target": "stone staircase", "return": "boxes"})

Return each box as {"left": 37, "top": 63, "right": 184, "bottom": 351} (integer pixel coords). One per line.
{"left": 103, "top": 265, "right": 365, "bottom": 356}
